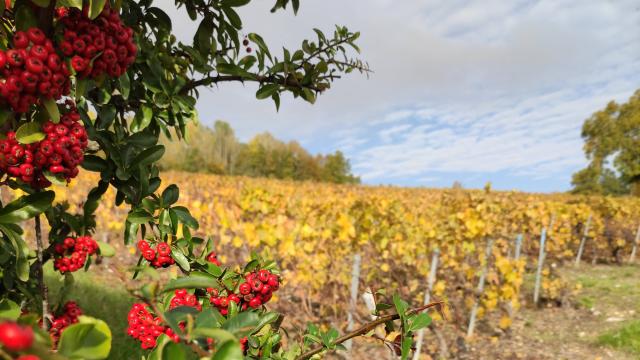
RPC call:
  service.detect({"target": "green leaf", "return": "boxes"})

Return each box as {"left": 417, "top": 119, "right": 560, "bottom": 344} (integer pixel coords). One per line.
{"left": 127, "top": 208, "right": 153, "bottom": 224}
{"left": 172, "top": 206, "right": 198, "bottom": 230}
{"left": 171, "top": 248, "right": 190, "bottom": 272}
{"left": 222, "top": 6, "right": 242, "bottom": 29}
{"left": 132, "top": 145, "right": 165, "bottom": 167}
{"left": 222, "top": 311, "right": 259, "bottom": 337}
{"left": 14, "top": 5, "right": 37, "bottom": 31}
{"left": 88, "top": 0, "right": 107, "bottom": 19}
{"left": 160, "top": 342, "right": 186, "bottom": 360}
{"left": 58, "top": 316, "right": 112, "bottom": 359}
{"left": 81, "top": 155, "right": 109, "bottom": 172}
{"left": 191, "top": 328, "right": 235, "bottom": 343}
{"left": 131, "top": 105, "right": 153, "bottom": 133}
{"left": 212, "top": 340, "right": 243, "bottom": 360}
{"left": 0, "top": 109, "right": 12, "bottom": 127}
{"left": 194, "top": 17, "right": 214, "bottom": 56}
{"left": 42, "top": 98, "right": 60, "bottom": 123}
{"left": 163, "top": 273, "right": 218, "bottom": 293}
{"left": 0, "top": 191, "right": 54, "bottom": 223}
{"left": 256, "top": 84, "right": 279, "bottom": 100}
{"left": 119, "top": 73, "right": 130, "bottom": 99}
{"left": 248, "top": 33, "right": 271, "bottom": 60}
{"left": 393, "top": 293, "right": 408, "bottom": 318}
{"left": 57, "top": 0, "right": 82, "bottom": 9}
{"left": 97, "top": 241, "right": 115, "bottom": 257}
{"left": 15, "top": 122, "right": 45, "bottom": 144}
{"left": 0, "top": 299, "right": 20, "bottom": 320}
{"left": 161, "top": 185, "right": 179, "bottom": 207}
{"left": 407, "top": 313, "right": 432, "bottom": 332}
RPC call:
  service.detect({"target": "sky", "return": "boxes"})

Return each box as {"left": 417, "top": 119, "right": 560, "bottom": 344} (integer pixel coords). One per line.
{"left": 168, "top": 0, "right": 640, "bottom": 192}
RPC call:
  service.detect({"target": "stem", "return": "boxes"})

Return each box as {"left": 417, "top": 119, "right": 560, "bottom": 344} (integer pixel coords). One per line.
{"left": 35, "top": 214, "right": 50, "bottom": 331}
{"left": 295, "top": 301, "right": 444, "bottom": 360}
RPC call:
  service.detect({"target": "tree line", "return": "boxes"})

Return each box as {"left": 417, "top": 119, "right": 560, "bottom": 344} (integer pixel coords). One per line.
{"left": 159, "top": 121, "right": 360, "bottom": 184}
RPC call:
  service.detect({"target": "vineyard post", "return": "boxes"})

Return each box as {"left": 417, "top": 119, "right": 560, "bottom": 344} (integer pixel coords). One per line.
{"left": 507, "top": 234, "right": 524, "bottom": 320}
{"left": 466, "top": 239, "right": 494, "bottom": 338}
{"left": 345, "top": 253, "right": 361, "bottom": 353}
{"left": 630, "top": 224, "right": 640, "bottom": 263}
{"left": 575, "top": 214, "right": 592, "bottom": 267}
{"left": 413, "top": 248, "right": 440, "bottom": 360}
{"left": 533, "top": 227, "right": 547, "bottom": 305}
{"left": 514, "top": 233, "right": 523, "bottom": 260}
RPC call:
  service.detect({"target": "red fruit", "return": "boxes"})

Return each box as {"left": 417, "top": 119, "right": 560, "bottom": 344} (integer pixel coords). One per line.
{"left": 64, "top": 237, "right": 75, "bottom": 248}
{"left": 206, "top": 251, "right": 220, "bottom": 265}
{"left": 13, "top": 32, "right": 29, "bottom": 48}
{"left": 137, "top": 240, "right": 150, "bottom": 251}
{"left": 267, "top": 274, "right": 279, "bottom": 288}
{"left": 26, "top": 57, "right": 45, "bottom": 74}
{"left": 47, "top": 54, "right": 62, "bottom": 70}
{"left": 142, "top": 248, "right": 156, "bottom": 261}
{"left": 19, "top": 163, "right": 34, "bottom": 176}
{"left": 251, "top": 279, "right": 263, "bottom": 293}
{"left": 11, "top": 145, "right": 25, "bottom": 159}
{"left": 49, "top": 165, "right": 65, "bottom": 173}
{"left": 0, "top": 322, "right": 34, "bottom": 351}
{"left": 6, "top": 50, "right": 24, "bottom": 67}
{"left": 27, "top": 28, "right": 46, "bottom": 45}
{"left": 156, "top": 242, "right": 171, "bottom": 256}
{"left": 175, "top": 289, "right": 187, "bottom": 298}
{"left": 71, "top": 56, "right": 87, "bottom": 72}
{"left": 29, "top": 45, "right": 49, "bottom": 61}
{"left": 239, "top": 283, "right": 251, "bottom": 295}
{"left": 0, "top": 51, "right": 6, "bottom": 68}
{"left": 243, "top": 39, "right": 249, "bottom": 46}
{"left": 72, "top": 39, "right": 86, "bottom": 53}
{"left": 218, "top": 297, "right": 229, "bottom": 308}
{"left": 60, "top": 41, "right": 74, "bottom": 56}
{"left": 258, "top": 269, "right": 270, "bottom": 283}
{"left": 248, "top": 297, "right": 262, "bottom": 309}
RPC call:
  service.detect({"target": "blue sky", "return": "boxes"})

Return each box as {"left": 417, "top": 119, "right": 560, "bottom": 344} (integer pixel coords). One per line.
{"left": 170, "top": 0, "right": 640, "bottom": 192}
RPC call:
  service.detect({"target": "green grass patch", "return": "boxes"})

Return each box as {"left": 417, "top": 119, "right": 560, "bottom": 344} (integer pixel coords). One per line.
{"left": 45, "top": 267, "right": 144, "bottom": 360}
{"left": 597, "top": 320, "right": 640, "bottom": 354}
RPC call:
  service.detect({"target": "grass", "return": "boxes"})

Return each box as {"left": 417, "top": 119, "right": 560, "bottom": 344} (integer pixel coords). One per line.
{"left": 597, "top": 321, "right": 640, "bottom": 354}
{"left": 45, "top": 266, "right": 145, "bottom": 360}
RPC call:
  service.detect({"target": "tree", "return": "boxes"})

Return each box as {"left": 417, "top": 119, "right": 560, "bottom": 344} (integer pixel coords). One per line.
{"left": 0, "top": 1, "right": 431, "bottom": 359}
{"left": 571, "top": 90, "right": 640, "bottom": 196}
{"left": 321, "top": 151, "right": 359, "bottom": 184}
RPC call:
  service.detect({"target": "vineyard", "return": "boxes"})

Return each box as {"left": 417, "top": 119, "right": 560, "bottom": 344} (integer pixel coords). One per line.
{"left": 10, "top": 170, "right": 639, "bottom": 357}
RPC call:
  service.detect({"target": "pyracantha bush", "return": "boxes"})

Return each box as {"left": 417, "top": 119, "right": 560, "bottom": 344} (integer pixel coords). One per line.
{"left": 56, "top": 5, "right": 137, "bottom": 78}
{"left": 53, "top": 236, "right": 99, "bottom": 274}
{"left": 0, "top": 28, "right": 71, "bottom": 113}
{"left": 126, "top": 303, "right": 177, "bottom": 350}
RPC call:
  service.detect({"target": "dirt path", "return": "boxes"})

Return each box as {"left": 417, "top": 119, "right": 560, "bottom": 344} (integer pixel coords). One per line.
{"left": 467, "top": 264, "right": 640, "bottom": 359}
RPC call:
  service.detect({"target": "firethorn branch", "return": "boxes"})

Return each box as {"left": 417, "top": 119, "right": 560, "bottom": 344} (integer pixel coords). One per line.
{"left": 34, "top": 214, "right": 50, "bottom": 331}
{"left": 180, "top": 74, "right": 324, "bottom": 96}
{"left": 295, "top": 301, "right": 445, "bottom": 360}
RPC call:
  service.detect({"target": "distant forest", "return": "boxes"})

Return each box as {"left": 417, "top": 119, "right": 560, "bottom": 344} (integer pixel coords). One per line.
{"left": 159, "top": 121, "right": 360, "bottom": 184}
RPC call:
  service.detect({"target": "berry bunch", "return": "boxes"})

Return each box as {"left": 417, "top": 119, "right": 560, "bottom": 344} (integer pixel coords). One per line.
{"left": 169, "top": 289, "right": 202, "bottom": 311}
{"left": 57, "top": 6, "right": 137, "bottom": 78}
{"left": 209, "top": 269, "right": 280, "bottom": 314}
{"left": 53, "top": 236, "right": 99, "bottom": 274}
{"left": 0, "top": 28, "right": 71, "bottom": 112}
{"left": 136, "top": 240, "right": 175, "bottom": 268}
{"left": 126, "top": 303, "right": 179, "bottom": 349}
{"left": 205, "top": 251, "right": 221, "bottom": 266}
{"left": 0, "top": 321, "right": 34, "bottom": 352}
{"left": 0, "top": 103, "right": 88, "bottom": 189}
{"left": 47, "top": 301, "right": 82, "bottom": 347}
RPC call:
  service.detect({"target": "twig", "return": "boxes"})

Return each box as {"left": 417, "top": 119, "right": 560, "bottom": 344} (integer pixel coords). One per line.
{"left": 295, "top": 301, "right": 444, "bottom": 360}
{"left": 34, "top": 214, "right": 50, "bottom": 331}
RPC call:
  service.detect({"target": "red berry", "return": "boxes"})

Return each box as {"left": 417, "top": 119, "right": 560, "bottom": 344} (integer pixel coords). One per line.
{"left": 0, "top": 51, "right": 6, "bottom": 68}
{"left": 13, "top": 32, "right": 29, "bottom": 48}
{"left": 26, "top": 57, "right": 45, "bottom": 74}
{"left": 248, "top": 297, "right": 262, "bottom": 309}
{"left": 27, "top": 28, "right": 46, "bottom": 45}
{"left": 239, "top": 283, "right": 251, "bottom": 295}
{"left": 0, "top": 322, "right": 34, "bottom": 351}
{"left": 71, "top": 56, "right": 87, "bottom": 72}
{"left": 157, "top": 242, "right": 171, "bottom": 257}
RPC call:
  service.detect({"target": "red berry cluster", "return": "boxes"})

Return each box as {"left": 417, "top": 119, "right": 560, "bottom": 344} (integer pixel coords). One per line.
{"left": 136, "top": 240, "right": 175, "bottom": 268}
{"left": 0, "top": 321, "right": 34, "bottom": 352}
{"left": 47, "top": 301, "right": 82, "bottom": 347}
{"left": 169, "top": 289, "right": 202, "bottom": 311}
{"left": 53, "top": 236, "right": 98, "bottom": 274}
{"left": 0, "top": 28, "right": 71, "bottom": 112}
{"left": 57, "top": 6, "right": 137, "bottom": 78}
{"left": 126, "top": 303, "right": 179, "bottom": 349}
{"left": 209, "top": 269, "right": 280, "bottom": 314}
{"left": 0, "top": 103, "right": 88, "bottom": 188}
{"left": 206, "top": 251, "right": 221, "bottom": 266}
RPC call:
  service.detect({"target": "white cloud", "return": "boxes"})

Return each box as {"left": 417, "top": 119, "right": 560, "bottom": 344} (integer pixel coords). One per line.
{"left": 166, "top": 0, "right": 640, "bottom": 190}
